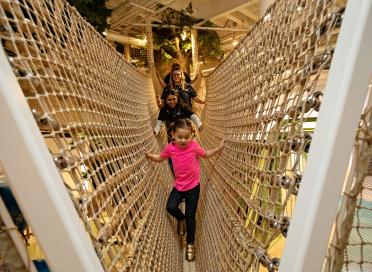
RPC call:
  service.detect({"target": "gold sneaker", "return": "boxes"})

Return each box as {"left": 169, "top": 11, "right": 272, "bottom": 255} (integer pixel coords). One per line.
{"left": 177, "top": 220, "right": 186, "bottom": 236}
{"left": 186, "top": 243, "right": 195, "bottom": 262}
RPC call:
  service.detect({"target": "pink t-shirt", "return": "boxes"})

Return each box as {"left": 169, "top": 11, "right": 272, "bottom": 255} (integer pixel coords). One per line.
{"left": 160, "top": 140, "right": 206, "bottom": 191}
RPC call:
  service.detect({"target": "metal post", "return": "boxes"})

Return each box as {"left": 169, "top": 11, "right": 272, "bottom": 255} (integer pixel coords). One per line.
{"left": 145, "top": 18, "right": 154, "bottom": 66}
{"left": 191, "top": 28, "right": 199, "bottom": 78}
{"left": 124, "top": 43, "right": 131, "bottom": 62}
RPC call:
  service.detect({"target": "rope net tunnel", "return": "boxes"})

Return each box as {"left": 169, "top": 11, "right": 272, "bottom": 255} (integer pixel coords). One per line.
{"left": 1, "top": 0, "right": 370, "bottom": 272}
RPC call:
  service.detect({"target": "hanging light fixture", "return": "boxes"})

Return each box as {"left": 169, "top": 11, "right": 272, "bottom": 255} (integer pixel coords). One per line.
{"left": 181, "top": 30, "right": 187, "bottom": 41}
{"left": 232, "top": 32, "right": 238, "bottom": 46}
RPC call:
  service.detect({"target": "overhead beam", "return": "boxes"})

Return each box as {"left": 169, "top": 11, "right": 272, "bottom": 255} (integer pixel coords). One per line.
{"left": 129, "top": 0, "right": 190, "bottom": 24}
{"left": 224, "top": 14, "right": 245, "bottom": 26}
{"left": 151, "top": 0, "right": 180, "bottom": 17}
{"left": 105, "top": 0, "right": 124, "bottom": 9}
{"left": 131, "top": 23, "right": 249, "bottom": 32}
{"left": 191, "top": 0, "right": 256, "bottom": 22}
{"left": 192, "top": 0, "right": 258, "bottom": 27}
{"left": 195, "top": 26, "right": 248, "bottom": 32}
{"left": 110, "top": 1, "right": 158, "bottom": 29}
{"left": 106, "top": 32, "right": 147, "bottom": 47}
{"left": 130, "top": 2, "right": 155, "bottom": 14}
{"left": 238, "top": 7, "right": 259, "bottom": 21}
{"left": 220, "top": 33, "right": 246, "bottom": 43}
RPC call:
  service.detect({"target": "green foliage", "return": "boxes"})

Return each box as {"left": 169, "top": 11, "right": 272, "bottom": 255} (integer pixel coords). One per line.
{"left": 66, "top": 0, "right": 110, "bottom": 33}
{"left": 197, "top": 21, "right": 224, "bottom": 59}
{"left": 181, "top": 42, "right": 192, "bottom": 53}
{"left": 153, "top": 33, "right": 178, "bottom": 61}
{"left": 152, "top": 6, "right": 198, "bottom": 63}
{"left": 81, "top": 170, "right": 89, "bottom": 179}
{"left": 198, "top": 29, "right": 224, "bottom": 58}
{"left": 135, "top": 34, "right": 147, "bottom": 40}
{"left": 162, "top": 39, "right": 177, "bottom": 53}
{"left": 160, "top": 8, "right": 197, "bottom": 29}
{"left": 161, "top": 49, "right": 173, "bottom": 61}
{"left": 151, "top": 7, "right": 222, "bottom": 69}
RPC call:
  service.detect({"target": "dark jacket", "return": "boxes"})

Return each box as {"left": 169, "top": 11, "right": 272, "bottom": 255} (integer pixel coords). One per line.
{"left": 161, "top": 84, "right": 197, "bottom": 109}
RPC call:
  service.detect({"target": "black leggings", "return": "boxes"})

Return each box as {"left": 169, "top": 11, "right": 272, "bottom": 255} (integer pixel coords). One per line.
{"left": 166, "top": 184, "right": 200, "bottom": 244}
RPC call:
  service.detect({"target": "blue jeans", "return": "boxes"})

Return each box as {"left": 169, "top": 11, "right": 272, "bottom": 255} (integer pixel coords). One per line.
{"left": 166, "top": 184, "right": 200, "bottom": 244}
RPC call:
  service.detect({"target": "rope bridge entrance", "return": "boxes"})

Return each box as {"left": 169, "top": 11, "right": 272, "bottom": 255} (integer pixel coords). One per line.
{"left": 2, "top": 0, "right": 369, "bottom": 271}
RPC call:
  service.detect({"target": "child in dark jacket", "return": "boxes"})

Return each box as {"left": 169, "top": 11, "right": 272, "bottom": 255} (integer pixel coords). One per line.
{"left": 153, "top": 89, "right": 203, "bottom": 142}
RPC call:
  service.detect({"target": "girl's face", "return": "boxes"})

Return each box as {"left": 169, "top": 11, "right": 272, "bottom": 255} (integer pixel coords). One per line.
{"left": 165, "top": 95, "right": 177, "bottom": 108}
{"left": 173, "top": 127, "right": 192, "bottom": 149}
{"left": 172, "top": 71, "right": 182, "bottom": 84}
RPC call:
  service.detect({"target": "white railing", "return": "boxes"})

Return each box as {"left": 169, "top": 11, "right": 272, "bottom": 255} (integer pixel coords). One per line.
{"left": 0, "top": 46, "right": 104, "bottom": 271}
{"left": 280, "top": 1, "right": 372, "bottom": 271}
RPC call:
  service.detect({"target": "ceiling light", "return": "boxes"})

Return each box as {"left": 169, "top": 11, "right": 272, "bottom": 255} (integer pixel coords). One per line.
{"left": 181, "top": 30, "right": 187, "bottom": 41}
{"left": 263, "top": 13, "right": 272, "bottom": 22}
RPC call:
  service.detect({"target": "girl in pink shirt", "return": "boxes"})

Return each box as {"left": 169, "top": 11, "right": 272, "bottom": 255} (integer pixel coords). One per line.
{"left": 144, "top": 118, "right": 225, "bottom": 262}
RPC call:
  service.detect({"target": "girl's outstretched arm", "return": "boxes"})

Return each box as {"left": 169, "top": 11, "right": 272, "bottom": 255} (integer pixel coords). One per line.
{"left": 203, "top": 140, "right": 225, "bottom": 159}
{"left": 144, "top": 149, "right": 166, "bottom": 163}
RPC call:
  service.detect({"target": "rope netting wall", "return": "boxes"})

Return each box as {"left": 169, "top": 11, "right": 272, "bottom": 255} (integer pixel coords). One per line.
{"left": 0, "top": 0, "right": 180, "bottom": 271}
{"left": 195, "top": 0, "right": 346, "bottom": 271}
{"left": 196, "top": 28, "right": 233, "bottom": 76}
{"left": 323, "top": 82, "right": 372, "bottom": 272}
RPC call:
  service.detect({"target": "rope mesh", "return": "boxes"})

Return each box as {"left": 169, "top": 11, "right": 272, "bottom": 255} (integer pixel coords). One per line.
{"left": 0, "top": 0, "right": 354, "bottom": 271}
{"left": 195, "top": 0, "right": 346, "bottom": 270}
{"left": 0, "top": 0, "right": 180, "bottom": 271}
